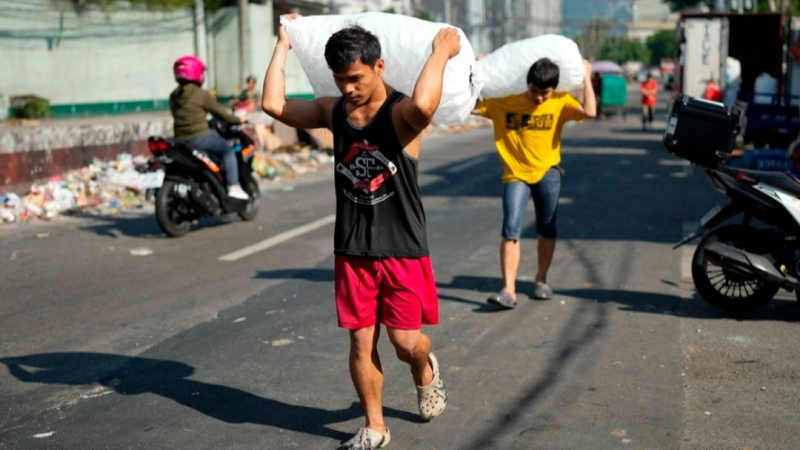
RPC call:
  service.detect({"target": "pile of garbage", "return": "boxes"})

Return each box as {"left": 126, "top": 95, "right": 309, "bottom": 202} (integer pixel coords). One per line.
{"left": 252, "top": 145, "right": 333, "bottom": 180}
{"left": 1, "top": 119, "right": 489, "bottom": 226}
{"left": 1, "top": 154, "right": 149, "bottom": 225}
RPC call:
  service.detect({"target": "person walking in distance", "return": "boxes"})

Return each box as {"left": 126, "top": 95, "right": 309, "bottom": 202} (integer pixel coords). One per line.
{"left": 262, "top": 16, "right": 461, "bottom": 450}
{"left": 475, "top": 58, "right": 597, "bottom": 308}
{"left": 641, "top": 73, "right": 658, "bottom": 131}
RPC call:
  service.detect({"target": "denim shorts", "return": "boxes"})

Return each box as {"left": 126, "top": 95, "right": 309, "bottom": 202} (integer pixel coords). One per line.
{"left": 502, "top": 168, "right": 561, "bottom": 240}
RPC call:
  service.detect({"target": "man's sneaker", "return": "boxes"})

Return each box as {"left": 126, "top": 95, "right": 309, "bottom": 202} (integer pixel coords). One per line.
{"left": 416, "top": 352, "right": 447, "bottom": 421}
{"left": 534, "top": 283, "right": 554, "bottom": 300}
{"left": 339, "top": 427, "right": 390, "bottom": 450}
{"left": 487, "top": 289, "right": 517, "bottom": 309}
{"left": 228, "top": 185, "right": 249, "bottom": 200}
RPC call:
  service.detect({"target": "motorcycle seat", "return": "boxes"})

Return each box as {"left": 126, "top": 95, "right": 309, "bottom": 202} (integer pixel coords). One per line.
{"left": 173, "top": 143, "right": 225, "bottom": 165}
{"left": 738, "top": 169, "right": 800, "bottom": 197}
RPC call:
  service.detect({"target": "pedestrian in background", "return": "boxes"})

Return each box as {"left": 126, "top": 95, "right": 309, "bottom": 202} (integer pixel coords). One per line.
{"left": 640, "top": 73, "right": 658, "bottom": 131}
{"left": 234, "top": 75, "right": 276, "bottom": 152}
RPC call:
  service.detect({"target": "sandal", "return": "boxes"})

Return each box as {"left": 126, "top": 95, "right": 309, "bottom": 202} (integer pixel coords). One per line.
{"left": 339, "top": 427, "right": 391, "bottom": 449}
{"left": 416, "top": 353, "right": 447, "bottom": 421}
{"left": 487, "top": 289, "right": 517, "bottom": 309}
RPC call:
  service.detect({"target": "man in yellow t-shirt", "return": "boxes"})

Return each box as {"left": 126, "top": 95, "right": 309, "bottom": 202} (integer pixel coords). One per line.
{"left": 476, "top": 58, "right": 596, "bottom": 308}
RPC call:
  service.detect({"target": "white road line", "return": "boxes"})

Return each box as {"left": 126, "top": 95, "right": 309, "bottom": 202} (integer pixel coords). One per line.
{"left": 446, "top": 156, "right": 489, "bottom": 174}
{"left": 218, "top": 214, "right": 336, "bottom": 262}
{"left": 659, "top": 159, "right": 691, "bottom": 166}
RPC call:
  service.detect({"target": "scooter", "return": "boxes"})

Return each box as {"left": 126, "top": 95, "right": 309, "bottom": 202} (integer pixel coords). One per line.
{"left": 145, "top": 119, "right": 260, "bottom": 237}
{"left": 675, "top": 164, "right": 800, "bottom": 313}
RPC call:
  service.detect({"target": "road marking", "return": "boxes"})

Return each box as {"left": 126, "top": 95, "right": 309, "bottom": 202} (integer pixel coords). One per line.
{"left": 446, "top": 156, "right": 489, "bottom": 174}
{"left": 218, "top": 214, "right": 336, "bottom": 262}
{"left": 659, "top": 159, "right": 691, "bottom": 166}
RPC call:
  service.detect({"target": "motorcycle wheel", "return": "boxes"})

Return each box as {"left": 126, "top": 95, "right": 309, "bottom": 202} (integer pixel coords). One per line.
{"left": 691, "top": 224, "right": 780, "bottom": 313}
{"left": 155, "top": 180, "right": 192, "bottom": 237}
{"left": 238, "top": 172, "right": 260, "bottom": 222}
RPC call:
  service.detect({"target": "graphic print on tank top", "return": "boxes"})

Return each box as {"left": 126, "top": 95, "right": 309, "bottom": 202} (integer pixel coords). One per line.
{"left": 336, "top": 139, "right": 398, "bottom": 205}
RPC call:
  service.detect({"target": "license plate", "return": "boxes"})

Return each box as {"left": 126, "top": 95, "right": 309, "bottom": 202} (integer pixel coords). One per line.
{"left": 138, "top": 170, "right": 165, "bottom": 190}
{"left": 700, "top": 204, "right": 722, "bottom": 226}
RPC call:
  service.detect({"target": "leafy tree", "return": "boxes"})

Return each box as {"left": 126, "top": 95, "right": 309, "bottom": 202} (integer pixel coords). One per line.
{"left": 646, "top": 29, "right": 676, "bottom": 65}
{"left": 575, "top": 20, "right": 612, "bottom": 61}
{"left": 599, "top": 37, "right": 651, "bottom": 64}
{"left": 415, "top": 9, "right": 435, "bottom": 21}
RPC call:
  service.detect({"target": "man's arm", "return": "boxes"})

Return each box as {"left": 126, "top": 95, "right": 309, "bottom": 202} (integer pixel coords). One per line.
{"left": 399, "top": 28, "right": 462, "bottom": 131}
{"left": 261, "top": 15, "right": 331, "bottom": 130}
{"left": 575, "top": 59, "right": 597, "bottom": 119}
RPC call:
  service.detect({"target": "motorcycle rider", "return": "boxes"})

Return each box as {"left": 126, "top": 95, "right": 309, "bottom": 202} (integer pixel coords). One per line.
{"left": 169, "top": 55, "right": 249, "bottom": 200}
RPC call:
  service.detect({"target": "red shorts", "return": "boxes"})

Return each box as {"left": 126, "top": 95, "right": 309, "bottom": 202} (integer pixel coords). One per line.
{"left": 334, "top": 255, "right": 439, "bottom": 330}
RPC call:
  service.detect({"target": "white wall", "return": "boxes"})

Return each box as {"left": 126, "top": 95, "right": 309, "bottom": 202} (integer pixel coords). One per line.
{"left": 0, "top": 0, "right": 194, "bottom": 105}
{"left": 211, "top": 7, "right": 242, "bottom": 97}
{"left": 0, "top": 0, "right": 314, "bottom": 111}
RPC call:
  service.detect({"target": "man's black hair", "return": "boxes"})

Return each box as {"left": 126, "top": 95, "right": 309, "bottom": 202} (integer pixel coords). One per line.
{"left": 526, "top": 58, "right": 560, "bottom": 90}
{"left": 324, "top": 25, "right": 382, "bottom": 73}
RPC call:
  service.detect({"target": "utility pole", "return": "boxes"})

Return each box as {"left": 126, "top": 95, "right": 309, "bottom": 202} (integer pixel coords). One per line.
{"left": 193, "top": 0, "right": 208, "bottom": 62}
{"left": 239, "top": 0, "right": 250, "bottom": 86}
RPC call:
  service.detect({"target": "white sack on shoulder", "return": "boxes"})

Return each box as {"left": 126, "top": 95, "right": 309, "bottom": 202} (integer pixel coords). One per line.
{"left": 281, "top": 12, "right": 483, "bottom": 126}
{"left": 477, "top": 35, "right": 585, "bottom": 98}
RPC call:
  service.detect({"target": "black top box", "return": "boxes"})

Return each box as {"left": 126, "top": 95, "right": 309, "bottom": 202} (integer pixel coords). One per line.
{"left": 663, "top": 94, "right": 741, "bottom": 168}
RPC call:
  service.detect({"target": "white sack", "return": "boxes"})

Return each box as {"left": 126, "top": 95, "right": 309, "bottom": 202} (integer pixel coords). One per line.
{"left": 281, "top": 12, "right": 483, "bottom": 126}
{"left": 477, "top": 35, "right": 585, "bottom": 98}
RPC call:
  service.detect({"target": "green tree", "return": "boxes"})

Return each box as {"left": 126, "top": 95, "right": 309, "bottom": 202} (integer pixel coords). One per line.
{"left": 575, "top": 20, "right": 612, "bottom": 61}
{"left": 599, "top": 37, "right": 651, "bottom": 64}
{"left": 646, "top": 29, "right": 676, "bottom": 65}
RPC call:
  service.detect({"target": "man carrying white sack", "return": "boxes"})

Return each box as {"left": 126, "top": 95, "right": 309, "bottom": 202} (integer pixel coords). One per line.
{"left": 262, "top": 15, "right": 460, "bottom": 450}
{"left": 475, "top": 58, "right": 597, "bottom": 308}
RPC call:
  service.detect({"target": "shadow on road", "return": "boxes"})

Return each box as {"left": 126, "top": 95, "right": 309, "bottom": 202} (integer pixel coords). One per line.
{"left": 468, "top": 299, "right": 610, "bottom": 447}
{"left": 0, "top": 352, "right": 419, "bottom": 441}
{"left": 559, "top": 136, "right": 656, "bottom": 150}
{"left": 73, "top": 211, "right": 240, "bottom": 239}
{"left": 255, "top": 268, "right": 334, "bottom": 282}
{"left": 254, "top": 268, "right": 505, "bottom": 313}
{"left": 438, "top": 274, "right": 800, "bottom": 321}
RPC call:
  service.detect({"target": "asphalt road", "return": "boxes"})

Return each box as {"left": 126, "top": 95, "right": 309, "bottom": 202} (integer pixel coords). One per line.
{"left": 2, "top": 105, "right": 800, "bottom": 450}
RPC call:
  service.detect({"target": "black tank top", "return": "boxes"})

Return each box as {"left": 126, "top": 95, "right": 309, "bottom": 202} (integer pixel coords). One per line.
{"left": 332, "top": 90, "right": 429, "bottom": 257}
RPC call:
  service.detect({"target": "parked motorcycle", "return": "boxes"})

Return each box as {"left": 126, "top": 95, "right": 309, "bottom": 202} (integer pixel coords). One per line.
{"left": 145, "top": 119, "right": 260, "bottom": 237}
{"left": 675, "top": 167, "right": 800, "bottom": 312}
{"left": 667, "top": 94, "right": 800, "bottom": 313}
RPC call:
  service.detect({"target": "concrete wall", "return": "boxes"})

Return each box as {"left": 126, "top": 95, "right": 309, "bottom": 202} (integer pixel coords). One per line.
{"left": 0, "top": 117, "right": 171, "bottom": 193}
{"left": 0, "top": 0, "right": 195, "bottom": 106}
{"left": 0, "top": 0, "right": 315, "bottom": 116}
{"left": 244, "top": 3, "right": 314, "bottom": 100}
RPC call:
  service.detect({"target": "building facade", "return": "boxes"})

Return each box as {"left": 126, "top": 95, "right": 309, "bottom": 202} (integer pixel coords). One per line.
{"left": 419, "top": 0, "right": 562, "bottom": 54}
{"left": 333, "top": 0, "right": 416, "bottom": 14}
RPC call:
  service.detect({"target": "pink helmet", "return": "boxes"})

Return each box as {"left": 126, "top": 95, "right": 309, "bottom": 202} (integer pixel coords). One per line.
{"left": 173, "top": 55, "right": 206, "bottom": 84}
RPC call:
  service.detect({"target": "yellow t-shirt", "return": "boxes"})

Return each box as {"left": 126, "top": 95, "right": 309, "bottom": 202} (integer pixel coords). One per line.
{"left": 477, "top": 93, "right": 584, "bottom": 184}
